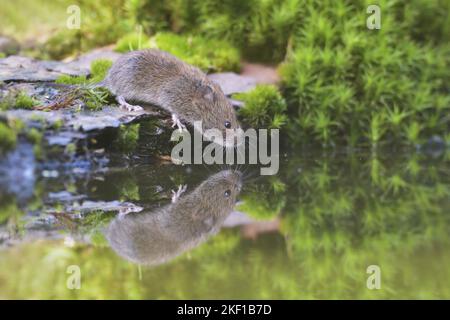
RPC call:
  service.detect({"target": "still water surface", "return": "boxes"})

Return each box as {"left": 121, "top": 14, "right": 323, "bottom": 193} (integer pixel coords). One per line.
{"left": 0, "top": 131, "right": 449, "bottom": 299}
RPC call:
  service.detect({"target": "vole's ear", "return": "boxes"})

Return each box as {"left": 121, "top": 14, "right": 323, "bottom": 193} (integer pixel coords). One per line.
{"left": 198, "top": 84, "right": 214, "bottom": 101}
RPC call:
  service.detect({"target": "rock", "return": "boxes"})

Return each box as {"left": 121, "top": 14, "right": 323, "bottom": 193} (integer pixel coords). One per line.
{"left": 0, "top": 55, "right": 88, "bottom": 82}
{"left": 66, "top": 105, "right": 158, "bottom": 132}
{"left": 0, "top": 36, "right": 20, "bottom": 56}
{"left": 240, "top": 62, "right": 280, "bottom": 85}
{"left": 64, "top": 46, "right": 121, "bottom": 70}
{"left": 208, "top": 72, "right": 257, "bottom": 96}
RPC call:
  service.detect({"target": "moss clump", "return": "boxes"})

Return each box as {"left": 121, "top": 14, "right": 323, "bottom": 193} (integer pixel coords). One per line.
{"left": 16, "top": 91, "right": 38, "bottom": 109}
{"left": 149, "top": 32, "right": 240, "bottom": 72}
{"left": 54, "top": 59, "right": 113, "bottom": 111}
{"left": 56, "top": 59, "right": 113, "bottom": 85}
{"left": 0, "top": 91, "right": 39, "bottom": 110}
{"left": 115, "top": 31, "right": 241, "bottom": 72}
{"left": 90, "top": 59, "right": 113, "bottom": 83}
{"left": 275, "top": 1, "right": 450, "bottom": 147}
{"left": 55, "top": 74, "right": 88, "bottom": 85}
{"left": 115, "top": 29, "right": 151, "bottom": 53}
{"left": 234, "top": 85, "right": 287, "bottom": 128}
{"left": 0, "top": 122, "right": 17, "bottom": 153}
{"left": 114, "top": 123, "right": 140, "bottom": 153}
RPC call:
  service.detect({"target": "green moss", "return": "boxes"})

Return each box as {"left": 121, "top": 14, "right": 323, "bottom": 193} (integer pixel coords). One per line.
{"left": 55, "top": 59, "right": 112, "bottom": 85}
{"left": 14, "top": 91, "right": 39, "bottom": 109}
{"left": 116, "top": 31, "right": 241, "bottom": 72}
{"left": 276, "top": 1, "right": 450, "bottom": 147}
{"left": 115, "top": 30, "right": 151, "bottom": 53}
{"left": 234, "top": 85, "right": 287, "bottom": 128}
{"left": 55, "top": 74, "right": 88, "bottom": 85}
{"left": 149, "top": 32, "right": 240, "bottom": 72}
{"left": 0, "top": 91, "right": 38, "bottom": 110}
{"left": 90, "top": 59, "right": 113, "bottom": 83}
{"left": 0, "top": 122, "right": 17, "bottom": 153}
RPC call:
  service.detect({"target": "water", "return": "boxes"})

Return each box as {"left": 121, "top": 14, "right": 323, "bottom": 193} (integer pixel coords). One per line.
{"left": 0, "top": 125, "right": 449, "bottom": 299}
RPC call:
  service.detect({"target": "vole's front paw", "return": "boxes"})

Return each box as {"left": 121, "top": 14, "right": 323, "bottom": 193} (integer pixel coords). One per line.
{"left": 117, "top": 95, "right": 144, "bottom": 112}
{"left": 171, "top": 114, "right": 186, "bottom": 132}
{"left": 171, "top": 184, "right": 187, "bottom": 203}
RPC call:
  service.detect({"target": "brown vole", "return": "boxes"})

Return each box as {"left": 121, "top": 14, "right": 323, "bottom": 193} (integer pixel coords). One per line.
{"left": 105, "top": 170, "right": 242, "bottom": 266}
{"left": 103, "top": 49, "right": 241, "bottom": 145}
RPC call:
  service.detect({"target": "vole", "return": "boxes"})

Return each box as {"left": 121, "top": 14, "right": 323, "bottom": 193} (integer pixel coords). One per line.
{"left": 103, "top": 49, "right": 241, "bottom": 146}
{"left": 105, "top": 170, "right": 242, "bottom": 266}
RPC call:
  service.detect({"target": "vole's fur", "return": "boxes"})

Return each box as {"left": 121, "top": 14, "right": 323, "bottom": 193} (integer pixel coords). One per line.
{"left": 103, "top": 49, "right": 240, "bottom": 145}
{"left": 105, "top": 170, "right": 242, "bottom": 266}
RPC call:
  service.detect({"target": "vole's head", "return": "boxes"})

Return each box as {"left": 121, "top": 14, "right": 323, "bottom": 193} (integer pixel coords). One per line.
{"left": 200, "top": 169, "right": 243, "bottom": 206}
{"left": 193, "top": 80, "right": 241, "bottom": 147}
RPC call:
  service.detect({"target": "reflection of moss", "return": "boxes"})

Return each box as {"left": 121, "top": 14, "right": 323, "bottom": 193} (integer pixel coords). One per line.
{"left": 25, "top": 128, "right": 43, "bottom": 144}
{"left": 234, "top": 85, "right": 287, "bottom": 128}
{"left": 0, "top": 198, "right": 23, "bottom": 224}
{"left": 114, "top": 123, "right": 140, "bottom": 153}
{"left": 118, "top": 176, "right": 140, "bottom": 201}
{"left": 0, "top": 122, "right": 17, "bottom": 153}
{"left": 238, "top": 177, "right": 286, "bottom": 220}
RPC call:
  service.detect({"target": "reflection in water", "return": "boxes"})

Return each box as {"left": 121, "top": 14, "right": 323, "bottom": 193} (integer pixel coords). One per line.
{"left": 106, "top": 170, "right": 242, "bottom": 266}
{"left": 0, "top": 146, "right": 450, "bottom": 299}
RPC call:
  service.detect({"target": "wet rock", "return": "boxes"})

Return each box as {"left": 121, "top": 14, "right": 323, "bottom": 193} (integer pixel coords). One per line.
{"left": 67, "top": 106, "right": 158, "bottom": 131}
{"left": 0, "top": 142, "right": 36, "bottom": 203}
{"left": 0, "top": 36, "right": 20, "bottom": 56}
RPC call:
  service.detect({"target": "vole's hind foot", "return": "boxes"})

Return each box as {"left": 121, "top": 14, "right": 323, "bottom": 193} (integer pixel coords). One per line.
{"left": 171, "top": 113, "right": 186, "bottom": 132}
{"left": 171, "top": 184, "right": 187, "bottom": 203}
{"left": 117, "top": 95, "right": 143, "bottom": 112}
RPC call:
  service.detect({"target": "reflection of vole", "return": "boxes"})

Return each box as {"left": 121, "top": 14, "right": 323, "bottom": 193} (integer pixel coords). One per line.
{"left": 106, "top": 170, "right": 242, "bottom": 266}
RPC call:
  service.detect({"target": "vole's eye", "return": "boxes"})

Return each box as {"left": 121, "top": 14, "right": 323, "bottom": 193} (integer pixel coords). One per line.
{"left": 224, "top": 121, "right": 231, "bottom": 129}
{"left": 224, "top": 189, "right": 231, "bottom": 197}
